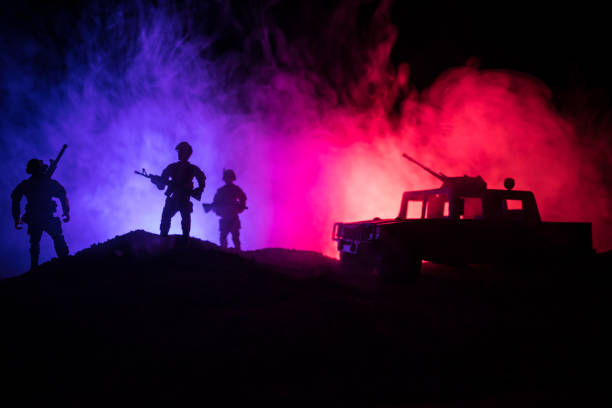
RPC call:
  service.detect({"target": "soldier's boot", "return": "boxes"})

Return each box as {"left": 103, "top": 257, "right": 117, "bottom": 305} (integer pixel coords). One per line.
{"left": 232, "top": 231, "right": 241, "bottom": 251}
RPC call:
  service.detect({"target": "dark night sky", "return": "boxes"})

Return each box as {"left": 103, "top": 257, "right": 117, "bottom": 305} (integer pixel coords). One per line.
{"left": 391, "top": 5, "right": 611, "bottom": 93}
{"left": 3, "top": 1, "right": 611, "bottom": 96}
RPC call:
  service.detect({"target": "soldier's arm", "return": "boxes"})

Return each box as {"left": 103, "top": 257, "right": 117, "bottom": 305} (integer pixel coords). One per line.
{"left": 147, "top": 165, "right": 171, "bottom": 190}
{"left": 212, "top": 189, "right": 221, "bottom": 206}
{"left": 160, "top": 165, "right": 171, "bottom": 183}
{"left": 238, "top": 187, "right": 247, "bottom": 207}
{"left": 194, "top": 166, "right": 206, "bottom": 190}
{"left": 190, "top": 165, "right": 206, "bottom": 200}
{"left": 10, "top": 183, "right": 25, "bottom": 227}
{"left": 52, "top": 181, "right": 70, "bottom": 221}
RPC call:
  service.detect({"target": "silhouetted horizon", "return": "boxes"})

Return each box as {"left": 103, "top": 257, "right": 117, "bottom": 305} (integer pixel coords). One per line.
{"left": 1, "top": 1, "right": 610, "bottom": 276}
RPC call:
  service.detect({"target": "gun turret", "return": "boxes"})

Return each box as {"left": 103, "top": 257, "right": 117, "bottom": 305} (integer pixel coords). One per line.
{"left": 402, "top": 153, "right": 487, "bottom": 194}
{"left": 402, "top": 153, "right": 448, "bottom": 182}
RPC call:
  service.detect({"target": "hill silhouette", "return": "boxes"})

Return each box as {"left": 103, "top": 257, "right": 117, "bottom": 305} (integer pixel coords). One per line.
{"left": 1, "top": 230, "right": 608, "bottom": 404}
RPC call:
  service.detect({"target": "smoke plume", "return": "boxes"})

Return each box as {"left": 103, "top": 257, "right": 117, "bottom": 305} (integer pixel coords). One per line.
{"left": 1, "top": 0, "right": 610, "bottom": 276}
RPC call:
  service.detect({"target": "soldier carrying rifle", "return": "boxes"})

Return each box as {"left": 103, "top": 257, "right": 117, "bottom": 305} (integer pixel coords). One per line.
{"left": 203, "top": 169, "right": 247, "bottom": 250}
{"left": 11, "top": 145, "right": 70, "bottom": 271}
{"left": 136, "top": 142, "right": 205, "bottom": 239}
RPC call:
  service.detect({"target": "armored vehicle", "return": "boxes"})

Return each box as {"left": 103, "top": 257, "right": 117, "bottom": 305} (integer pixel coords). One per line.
{"left": 332, "top": 154, "right": 593, "bottom": 282}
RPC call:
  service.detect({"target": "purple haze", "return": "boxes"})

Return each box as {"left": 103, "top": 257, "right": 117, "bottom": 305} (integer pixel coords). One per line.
{"left": 1, "top": 1, "right": 611, "bottom": 277}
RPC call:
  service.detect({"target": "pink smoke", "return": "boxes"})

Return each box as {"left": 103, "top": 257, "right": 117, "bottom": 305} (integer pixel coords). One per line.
{"left": 2, "top": 1, "right": 610, "bottom": 276}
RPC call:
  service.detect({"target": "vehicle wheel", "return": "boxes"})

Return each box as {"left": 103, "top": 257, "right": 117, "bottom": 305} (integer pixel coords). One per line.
{"left": 376, "top": 252, "right": 421, "bottom": 283}
{"left": 340, "top": 251, "right": 374, "bottom": 273}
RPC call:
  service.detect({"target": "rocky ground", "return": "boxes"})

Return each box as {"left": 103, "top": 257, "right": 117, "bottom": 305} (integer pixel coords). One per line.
{"left": 1, "top": 230, "right": 609, "bottom": 405}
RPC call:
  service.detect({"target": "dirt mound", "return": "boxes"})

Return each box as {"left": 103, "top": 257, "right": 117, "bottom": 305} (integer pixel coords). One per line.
{"left": 77, "top": 229, "right": 217, "bottom": 255}
{"left": 0, "top": 231, "right": 607, "bottom": 404}
{"left": 246, "top": 247, "right": 338, "bottom": 278}
{"left": 25, "top": 229, "right": 340, "bottom": 282}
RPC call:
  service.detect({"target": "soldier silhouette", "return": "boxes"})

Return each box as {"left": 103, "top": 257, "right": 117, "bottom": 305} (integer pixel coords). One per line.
{"left": 157, "top": 142, "right": 206, "bottom": 239}
{"left": 11, "top": 158, "right": 70, "bottom": 271}
{"left": 204, "top": 169, "right": 247, "bottom": 250}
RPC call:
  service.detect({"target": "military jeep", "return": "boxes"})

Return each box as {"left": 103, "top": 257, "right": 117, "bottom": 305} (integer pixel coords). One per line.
{"left": 332, "top": 154, "right": 593, "bottom": 282}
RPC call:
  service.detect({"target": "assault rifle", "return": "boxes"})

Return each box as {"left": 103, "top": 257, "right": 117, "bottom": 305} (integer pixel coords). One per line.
{"left": 203, "top": 202, "right": 248, "bottom": 214}
{"left": 135, "top": 168, "right": 203, "bottom": 200}
{"left": 46, "top": 144, "right": 68, "bottom": 178}
{"left": 135, "top": 168, "right": 167, "bottom": 190}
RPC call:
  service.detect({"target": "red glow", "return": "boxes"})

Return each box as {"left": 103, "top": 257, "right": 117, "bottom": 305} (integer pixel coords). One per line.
{"left": 242, "top": 64, "right": 611, "bottom": 257}
{"left": 506, "top": 200, "right": 523, "bottom": 210}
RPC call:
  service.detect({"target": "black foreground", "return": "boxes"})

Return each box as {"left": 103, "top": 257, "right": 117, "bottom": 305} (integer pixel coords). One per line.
{"left": 1, "top": 230, "right": 609, "bottom": 405}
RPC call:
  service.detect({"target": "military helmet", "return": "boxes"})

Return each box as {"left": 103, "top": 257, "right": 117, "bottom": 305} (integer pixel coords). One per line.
{"left": 26, "top": 159, "right": 46, "bottom": 175}
{"left": 223, "top": 169, "right": 236, "bottom": 182}
{"left": 175, "top": 141, "right": 193, "bottom": 158}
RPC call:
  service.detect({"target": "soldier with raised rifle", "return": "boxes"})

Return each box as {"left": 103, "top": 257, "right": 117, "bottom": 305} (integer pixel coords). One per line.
{"left": 11, "top": 145, "right": 70, "bottom": 271}
{"left": 203, "top": 169, "right": 247, "bottom": 250}
{"left": 136, "top": 142, "right": 206, "bottom": 239}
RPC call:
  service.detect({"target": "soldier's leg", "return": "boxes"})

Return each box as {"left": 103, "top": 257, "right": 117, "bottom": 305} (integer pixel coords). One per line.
{"left": 219, "top": 219, "right": 229, "bottom": 248}
{"left": 231, "top": 217, "right": 241, "bottom": 250}
{"left": 181, "top": 212, "right": 191, "bottom": 238}
{"left": 46, "top": 218, "right": 69, "bottom": 258}
{"left": 28, "top": 226, "right": 43, "bottom": 270}
{"left": 179, "top": 202, "right": 193, "bottom": 238}
{"left": 160, "top": 199, "right": 178, "bottom": 236}
{"left": 231, "top": 228, "right": 241, "bottom": 251}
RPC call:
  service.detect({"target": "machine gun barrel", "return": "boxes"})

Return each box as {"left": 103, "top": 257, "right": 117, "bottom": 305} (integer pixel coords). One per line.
{"left": 402, "top": 153, "right": 447, "bottom": 181}
{"left": 46, "top": 144, "right": 68, "bottom": 178}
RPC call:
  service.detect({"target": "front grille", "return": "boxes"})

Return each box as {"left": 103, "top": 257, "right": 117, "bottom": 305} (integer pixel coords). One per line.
{"left": 340, "top": 224, "right": 375, "bottom": 241}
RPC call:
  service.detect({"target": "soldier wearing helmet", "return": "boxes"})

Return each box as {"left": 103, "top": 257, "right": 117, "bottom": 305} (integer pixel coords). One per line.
{"left": 11, "top": 158, "right": 70, "bottom": 271}
{"left": 206, "top": 169, "right": 247, "bottom": 250}
{"left": 158, "top": 142, "right": 206, "bottom": 239}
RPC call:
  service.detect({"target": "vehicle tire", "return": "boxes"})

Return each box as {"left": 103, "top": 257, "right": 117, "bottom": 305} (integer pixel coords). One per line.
{"left": 376, "top": 252, "right": 421, "bottom": 283}
{"left": 340, "top": 251, "right": 374, "bottom": 273}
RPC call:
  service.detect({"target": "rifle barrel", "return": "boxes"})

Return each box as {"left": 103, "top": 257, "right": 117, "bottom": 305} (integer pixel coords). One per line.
{"left": 135, "top": 169, "right": 151, "bottom": 178}
{"left": 56, "top": 144, "right": 68, "bottom": 162}
{"left": 47, "top": 144, "right": 68, "bottom": 177}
